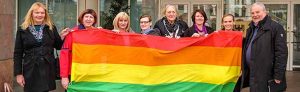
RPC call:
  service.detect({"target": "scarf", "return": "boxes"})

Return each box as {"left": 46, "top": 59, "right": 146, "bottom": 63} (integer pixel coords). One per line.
{"left": 29, "top": 25, "right": 45, "bottom": 42}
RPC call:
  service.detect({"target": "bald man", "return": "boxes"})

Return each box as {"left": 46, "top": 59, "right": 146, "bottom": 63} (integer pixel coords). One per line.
{"left": 236, "top": 2, "right": 288, "bottom": 92}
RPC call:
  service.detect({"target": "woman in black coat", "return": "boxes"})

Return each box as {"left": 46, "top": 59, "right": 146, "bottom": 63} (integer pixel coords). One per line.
{"left": 183, "top": 9, "right": 214, "bottom": 37}
{"left": 153, "top": 5, "right": 188, "bottom": 38}
{"left": 14, "top": 2, "right": 68, "bottom": 92}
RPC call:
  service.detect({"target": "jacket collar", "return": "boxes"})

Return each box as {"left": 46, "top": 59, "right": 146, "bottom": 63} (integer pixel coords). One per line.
{"left": 249, "top": 15, "right": 271, "bottom": 31}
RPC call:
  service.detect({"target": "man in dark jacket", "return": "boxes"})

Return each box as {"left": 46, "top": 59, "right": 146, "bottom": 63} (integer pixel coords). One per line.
{"left": 239, "top": 2, "right": 288, "bottom": 92}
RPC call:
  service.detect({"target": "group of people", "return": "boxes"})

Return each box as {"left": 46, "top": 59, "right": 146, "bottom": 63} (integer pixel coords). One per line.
{"left": 13, "top": 1, "right": 287, "bottom": 92}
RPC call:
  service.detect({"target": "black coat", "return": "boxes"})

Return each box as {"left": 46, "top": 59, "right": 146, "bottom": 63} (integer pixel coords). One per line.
{"left": 153, "top": 17, "right": 188, "bottom": 38}
{"left": 183, "top": 25, "right": 214, "bottom": 37}
{"left": 240, "top": 16, "right": 288, "bottom": 92}
{"left": 14, "top": 25, "right": 63, "bottom": 92}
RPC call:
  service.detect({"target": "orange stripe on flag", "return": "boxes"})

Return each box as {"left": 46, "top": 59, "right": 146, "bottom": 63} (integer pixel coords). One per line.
{"left": 72, "top": 44, "right": 242, "bottom": 66}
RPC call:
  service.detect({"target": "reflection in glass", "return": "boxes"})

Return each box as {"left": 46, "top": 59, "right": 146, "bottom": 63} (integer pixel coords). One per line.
{"left": 177, "top": 4, "right": 189, "bottom": 24}
{"left": 192, "top": 4, "right": 217, "bottom": 30}
{"left": 223, "top": 0, "right": 254, "bottom": 18}
{"left": 265, "top": 4, "right": 288, "bottom": 30}
{"left": 293, "top": 4, "right": 300, "bottom": 66}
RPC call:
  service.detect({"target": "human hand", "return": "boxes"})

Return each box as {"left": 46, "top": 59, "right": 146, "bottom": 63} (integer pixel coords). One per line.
{"left": 60, "top": 28, "right": 71, "bottom": 39}
{"left": 191, "top": 33, "right": 200, "bottom": 37}
{"left": 97, "top": 26, "right": 103, "bottom": 29}
{"left": 274, "top": 79, "right": 281, "bottom": 84}
{"left": 61, "top": 77, "right": 69, "bottom": 89}
{"left": 165, "top": 35, "right": 172, "bottom": 38}
{"left": 112, "top": 29, "right": 120, "bottom": 33}
{"left": 16, "top": 75, "right": 25, "bottom": 87}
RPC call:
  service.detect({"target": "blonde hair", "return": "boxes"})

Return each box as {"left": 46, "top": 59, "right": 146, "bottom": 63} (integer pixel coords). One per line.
{"left": 113, "top": 12, "right": 130, "bottom": 32}
{"left": 162, "top": 5, "right": 179, "bottom": 16}
{"left": 21, "top": 2, "right": 54, "bottom": 30}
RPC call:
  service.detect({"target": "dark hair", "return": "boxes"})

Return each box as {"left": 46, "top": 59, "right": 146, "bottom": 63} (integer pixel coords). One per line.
{"left": 191, "top": 9, "right": 207, "bottom": 24}
{"left": 222, "top": 14, "right": 235, "bottom": 23}
{"left": 78, "top": 9, "right": 97, "bottom": 26}
{"left": 139, "top": 15, "right": 152, "bottom": 22}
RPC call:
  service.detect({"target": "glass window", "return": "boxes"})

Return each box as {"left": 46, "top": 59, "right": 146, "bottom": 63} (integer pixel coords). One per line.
{"left": 48, "top": 0, "right": 77, "bottom": 32}
{"left": 265, "top": 4, "right": 288, "bottom": 30}
{"left": 177, "top": 4, "right": 189, "bottom": 25}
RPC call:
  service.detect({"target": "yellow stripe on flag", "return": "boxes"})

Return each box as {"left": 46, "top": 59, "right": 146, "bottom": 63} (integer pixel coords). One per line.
{"left": 72, "top": 43, "right": 242, "bottom": 66}
{"left": 71, "top": 63, "right": 240, "bottom": 85}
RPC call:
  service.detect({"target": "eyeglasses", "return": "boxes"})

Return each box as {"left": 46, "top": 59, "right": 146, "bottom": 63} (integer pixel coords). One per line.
{"left": 140, "top": 21, "right": 150, "bottom": 24}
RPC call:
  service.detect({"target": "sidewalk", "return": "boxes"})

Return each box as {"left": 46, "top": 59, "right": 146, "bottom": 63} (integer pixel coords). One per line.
{"left": 241, "top": 71, "right": 300, "bottom": 92}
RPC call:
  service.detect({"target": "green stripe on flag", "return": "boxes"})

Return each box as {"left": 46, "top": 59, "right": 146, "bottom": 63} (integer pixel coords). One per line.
{"left": 67, "top": 82, "right": 236, "bottom": 92}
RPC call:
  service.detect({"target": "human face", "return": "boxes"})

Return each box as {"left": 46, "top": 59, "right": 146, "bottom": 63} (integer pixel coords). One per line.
{"left": 194, "top": 12, "right": 205, "bottom": 26}
{"left": 251, "top": 5, "right": 267, "bottom": 24}
{"left": 82, "top": 14, "right": 95, "bottom": 28}
{"left": 222, "top": 16, "right": 234, "bottom": 30}
{"left": 165, "top": 7, "right": 177, "bottom": 23}
{"left": 118, "top": 17, "right": 129, "bottom": 30}
{"left": 32, "top": 7, "right": 45, "bottom": 25}
{"left": 140, "top": 17, "right": 152, "bottom": 31}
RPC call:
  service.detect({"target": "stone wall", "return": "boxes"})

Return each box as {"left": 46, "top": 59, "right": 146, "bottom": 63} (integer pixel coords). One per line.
{"left": 0, "top": 0, "right": 15, "bottom": 60}
{"left": 0, "top": 0, "right": 15, "bottom": 91}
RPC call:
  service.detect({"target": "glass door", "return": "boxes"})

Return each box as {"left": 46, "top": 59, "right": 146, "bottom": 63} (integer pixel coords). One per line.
{"left": 263, "top": 2, "right": 292, "bottom": 70}
{"left": 292, "top": 3, "right": 300, "bottom": 70}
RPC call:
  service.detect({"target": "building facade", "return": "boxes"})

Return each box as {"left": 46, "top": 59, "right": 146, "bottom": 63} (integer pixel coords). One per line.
{"left": 14, "top": 0, "right": 297, "bottom": 70}
{"left": 0, "top": 0, "right": 299, "bottom": 90}
{"left": 1, "top": 0, "right": 300, "bottom": 77}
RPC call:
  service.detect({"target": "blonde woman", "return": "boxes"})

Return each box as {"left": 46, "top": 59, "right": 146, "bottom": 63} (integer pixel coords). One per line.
{"left": 13, "top": 2, "right": 67, "bottom": 92}
{"left": 112, "top": 12, "right": 134, "bottom": 33}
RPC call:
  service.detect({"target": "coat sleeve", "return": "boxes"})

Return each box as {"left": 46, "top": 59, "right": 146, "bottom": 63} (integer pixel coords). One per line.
{"left": 183, "top": 27, "right": 194, "bottom": 37}
{"left": 53, "top": 26, "right": 63, "bottom": 50}
{"left": 153, "top": 20, "right": 160, "bottom": 29}
{"left": 13, "top": 28, "right": 24, "bottom": 76}
{"left": 147, "top": 28, "right": 161, "bottom": 36}
{"left": 273, "top": 24, "right": 288, "bottom": 81}
{"left": 59, "top": 33, "right": 72, "bottom": 78}
{"left": 181, "top": 21, "right": 189, "bottom": 31}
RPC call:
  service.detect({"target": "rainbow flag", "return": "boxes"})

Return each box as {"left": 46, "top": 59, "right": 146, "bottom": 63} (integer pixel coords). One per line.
{"left": 68, "top": 29, "right": 242, "bottom": 92}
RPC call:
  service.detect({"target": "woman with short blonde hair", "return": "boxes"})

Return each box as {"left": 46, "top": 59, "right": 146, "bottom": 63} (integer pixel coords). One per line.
{"left": 113, "top": 12, "right": 132, "bottom": 32}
